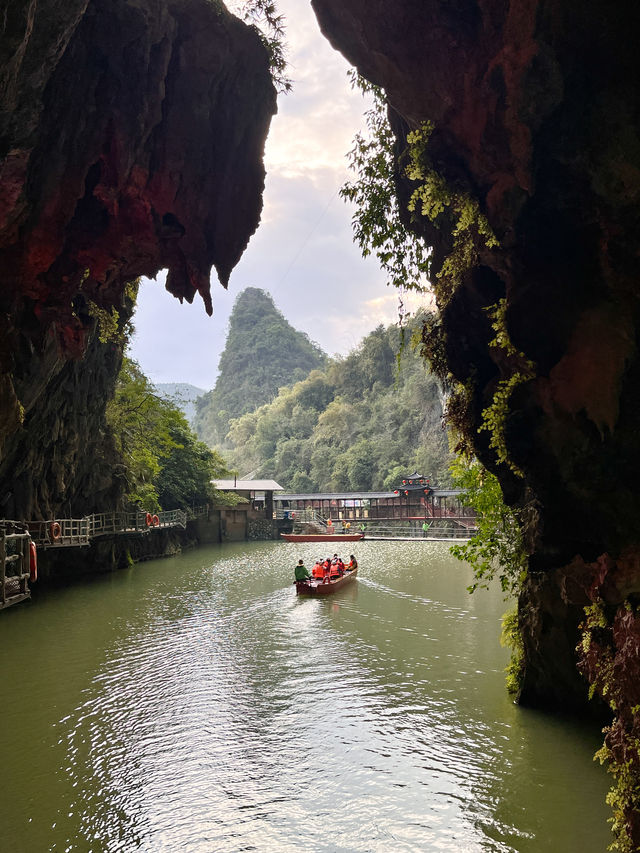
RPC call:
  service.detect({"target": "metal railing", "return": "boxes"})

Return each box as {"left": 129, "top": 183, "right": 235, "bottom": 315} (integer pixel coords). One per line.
{"left": 275, "top": 507, "right": 316, "bottom": 523}
{"left": 1, "top": 530, "right": 31, "bottom": 609}
{"left": 187, "top": 504, "right": 210, "bottom": 520}
{"left": 362, "top": 522, "right": 476, "bottom": 540}
{"left": 275, "top": 508, "right": 328, "bottom": 528}
{"left": 157, "top": 509, "right": 187, "bottom": 530}
{"left": 24, "top": 518, "right": 90, "bottom": 546}
{"left": 25, "top": 508, "right": 187, "bottom": 548}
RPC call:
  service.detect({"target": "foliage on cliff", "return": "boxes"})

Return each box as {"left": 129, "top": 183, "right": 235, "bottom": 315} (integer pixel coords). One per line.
{"left": 230, "top": 0, "right": 292, "bottom": 93}
{"left": 224, "top": 316, "right": 451, "bottom": 491}
{"left": 449, "top": 456, "right": 526, "bottom": 596}
{"left": 107, "top": 357, "right": 230, "bottom": 512}
{"left": 578, "top": 582, "right": 640, "bottom": 851}
{"left": 340, "top": 73, "right": 430, "bottom": 294}
{"left": 449, "top": 454, "right": 528, "bottom": 695}
{"left": 194, "top": 288, "right": 327, "bottom": 446}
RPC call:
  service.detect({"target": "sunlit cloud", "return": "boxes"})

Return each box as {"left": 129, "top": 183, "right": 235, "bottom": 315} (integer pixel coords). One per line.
{"left": 130, "top": 0, "right": 408, "bottom": 389}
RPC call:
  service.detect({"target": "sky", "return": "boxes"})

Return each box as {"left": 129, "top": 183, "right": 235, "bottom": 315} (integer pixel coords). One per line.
{"left": 129, "top": 0, "right": 430, "bottom": 391}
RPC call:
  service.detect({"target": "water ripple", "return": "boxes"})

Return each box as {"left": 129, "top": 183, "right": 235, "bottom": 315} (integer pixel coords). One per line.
{"left": 0, "top": 540, "right": 610, "bottom": 852}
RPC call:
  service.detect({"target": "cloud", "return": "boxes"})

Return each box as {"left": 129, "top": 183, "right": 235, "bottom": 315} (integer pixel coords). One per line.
{"left": 130, "top": 0, "right": 415, "bottom": 389}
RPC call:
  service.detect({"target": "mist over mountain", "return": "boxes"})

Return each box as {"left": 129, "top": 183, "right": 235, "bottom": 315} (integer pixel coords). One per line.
{"left": 154, "top": 383, "right": 207, "bottom": 426}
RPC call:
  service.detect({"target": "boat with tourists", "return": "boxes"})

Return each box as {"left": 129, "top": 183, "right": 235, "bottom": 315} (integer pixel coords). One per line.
{"left": 295, "top": 566, "right": 358, "bottom": 595}
{"left": 281, "top": 532, "right": 364, "bottom": 542}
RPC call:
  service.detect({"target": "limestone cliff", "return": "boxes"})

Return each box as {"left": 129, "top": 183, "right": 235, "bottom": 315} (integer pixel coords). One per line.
{"left": 0, "top": 0, "right": 277, "bottom": 519}
{"left": 312, "top": 0, "right": 640, "bottom": 705}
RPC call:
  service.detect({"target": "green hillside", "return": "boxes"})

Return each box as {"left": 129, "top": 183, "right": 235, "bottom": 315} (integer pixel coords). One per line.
{"left": 194, "top": 288, "right": 327, "bottom": 446}
{"left": 225, "top": 316, "right": 452, "bottom": 491}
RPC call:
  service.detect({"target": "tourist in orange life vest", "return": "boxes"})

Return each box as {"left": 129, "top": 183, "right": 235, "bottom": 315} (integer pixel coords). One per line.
{"left": 348, "top": 555, "right": 358, "bottom": 571}
{"left": 329, "top": 561, "right": 341, "bottom": 579}
{"left": 312, "top": 560, "right": 324, "bottom": 579}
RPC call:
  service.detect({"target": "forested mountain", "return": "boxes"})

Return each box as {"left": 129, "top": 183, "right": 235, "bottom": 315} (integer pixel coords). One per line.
{"left": 194, "top": 288, "right": 327, "bottom": 446}
{"left": 154, "top": 382, "right": 206, "bottom": 426}
{"left": 225, "top": 317, "right": 452, "bottom": 492}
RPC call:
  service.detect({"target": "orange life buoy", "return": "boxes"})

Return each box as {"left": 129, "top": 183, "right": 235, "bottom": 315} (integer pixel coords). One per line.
{"left": 291, "top": 511, "right": 295, "bottom": 519}
{"left": 145, "top": 512, "right": 153, "bottom": 527}
{"left": 152, "top": 514, "right": 160, "bottom": 527}
{"left": 50, "top": 521, "right": 61, "bottom": 541}
{"left": 29, "top": 541, "right": 38, "bottom": 582}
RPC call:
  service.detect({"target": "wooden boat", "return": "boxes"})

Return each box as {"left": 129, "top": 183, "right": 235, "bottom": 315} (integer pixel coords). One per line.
{"left": 281, "top": 532, "right": 364, "bottom": 542}
{"left": 295, "top": 567, "right": 358, "bottom": 595}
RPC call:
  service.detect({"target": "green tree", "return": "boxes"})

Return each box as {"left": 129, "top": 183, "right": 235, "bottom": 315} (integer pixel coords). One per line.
{"left": 234, "top": 0, "right": 292, "bottom": 93}
{"left": 383, "top": 464, "right": 408, "bottom": 491}
{"left": 289, "top": 471, "right": 316, "bottom": 493}
{"left": 222, "top": 313, "right": 451, "bottom": 492}
{"left": 449, "top": 455, "right": 526, "bottom": 596}
{"left": 107, "top": 357, "right": 231, "bottom": 511}
{"left": 340, "top": 73, "right": 430, "bottom": 293}
{"left": 346, "top": 439, "right": 375, "bottom": 490}
{"left": 157, "top": 420, "right": 229, "bottom": 510}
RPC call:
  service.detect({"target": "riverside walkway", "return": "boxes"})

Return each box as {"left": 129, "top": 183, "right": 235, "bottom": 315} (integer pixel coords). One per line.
{"left": 24, "top": 509, "right": 188, "bottom": 548}
{"left": 1, "top": 508, "right": 193, "bottom": 610}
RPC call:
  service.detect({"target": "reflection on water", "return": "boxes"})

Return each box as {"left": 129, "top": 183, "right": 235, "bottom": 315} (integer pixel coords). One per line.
{"left": 0, "top": 541, "right": 609, "bottom": 851}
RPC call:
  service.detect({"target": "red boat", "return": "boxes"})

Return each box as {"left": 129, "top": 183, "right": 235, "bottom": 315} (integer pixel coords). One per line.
{"left": 295, "top": 567, "right": 358, "bottom": 595}
{"left": 281, "top": 533, "right": 364, "bottom": 542}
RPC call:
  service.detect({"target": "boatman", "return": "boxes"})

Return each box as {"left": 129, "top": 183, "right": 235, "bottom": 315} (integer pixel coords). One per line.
{"left": 295, "top": 559, "right": 311, "bottom": 582}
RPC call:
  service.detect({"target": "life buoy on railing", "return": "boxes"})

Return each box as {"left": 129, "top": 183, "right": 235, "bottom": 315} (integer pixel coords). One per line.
{"left": 29, "top": 541, "right": 38, "bottom": 582}
{"left": 50, "top": 521, "right": 62, "bottom": 541}
{"left": 145, "top": 512, "right": 153, "bottom": 527}
{"left": 291, "top": 512, "right": 295, "bottom": 520}
{"left": 152, "top": 514, "right": 160, "bottom": 527}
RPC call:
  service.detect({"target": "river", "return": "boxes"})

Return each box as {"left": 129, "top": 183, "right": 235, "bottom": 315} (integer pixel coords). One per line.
{"left": 0, "top": 540, "right": 610, "bottom": 852}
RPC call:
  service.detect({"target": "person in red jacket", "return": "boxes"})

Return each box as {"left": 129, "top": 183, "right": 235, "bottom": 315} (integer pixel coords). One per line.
{"left": 329, "top": 560, "right": 341, "bottom": 579}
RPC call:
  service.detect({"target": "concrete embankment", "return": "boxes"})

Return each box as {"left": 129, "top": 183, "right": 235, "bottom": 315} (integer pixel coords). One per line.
{"left": 34, "top": 519, "right": 219, "bottom": 583}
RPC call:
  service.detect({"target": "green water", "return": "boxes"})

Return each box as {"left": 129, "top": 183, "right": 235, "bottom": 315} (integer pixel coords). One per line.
{"left": 0, "top": 541, "right": 610, "bottom": 852}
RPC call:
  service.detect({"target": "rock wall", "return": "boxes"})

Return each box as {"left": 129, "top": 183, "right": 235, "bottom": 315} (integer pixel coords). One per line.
{"left": 248, "top": 518, "right": 276, "bottom": 540}
{"left": 35, "top": 525, "right": 196, "bottom": 582}
{"left": 312, "top": 0, "right": 640, "bottom": 709}
{"left": 0, "top": 304, "right": 129, "bottom": 521}
{"left": 0, "top": 0, "right": 277, "bottom": 519}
